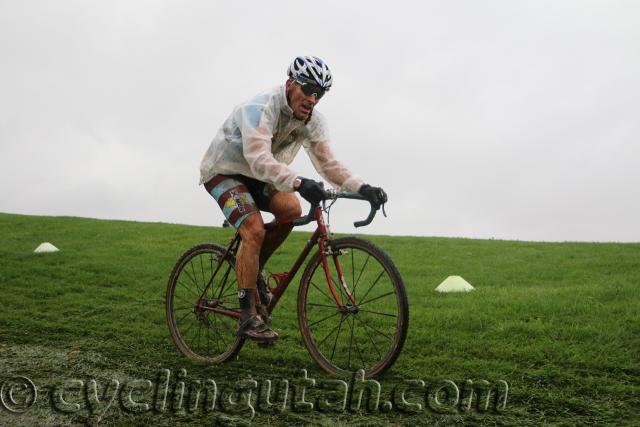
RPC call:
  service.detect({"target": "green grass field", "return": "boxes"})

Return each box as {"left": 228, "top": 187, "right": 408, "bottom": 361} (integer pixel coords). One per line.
{"left": 1, "top": 212, "right": 639, "bottom": 426}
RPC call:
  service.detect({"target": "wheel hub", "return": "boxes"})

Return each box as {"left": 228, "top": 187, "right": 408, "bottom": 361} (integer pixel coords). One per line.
{"left": 341, "top": 304, "right": 360, "bottom": 315}
{"left": 195, "top": 299, "right": 219, "bottom": 326}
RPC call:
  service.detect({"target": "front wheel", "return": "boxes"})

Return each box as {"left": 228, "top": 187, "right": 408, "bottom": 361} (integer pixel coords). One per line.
{"left": 297, "top": 237, "right": 408, "bottom": 378}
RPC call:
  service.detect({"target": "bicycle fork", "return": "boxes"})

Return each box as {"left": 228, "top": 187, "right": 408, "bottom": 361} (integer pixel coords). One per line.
{"left": 316, "top": 210, "right": 357, "bottom": 310}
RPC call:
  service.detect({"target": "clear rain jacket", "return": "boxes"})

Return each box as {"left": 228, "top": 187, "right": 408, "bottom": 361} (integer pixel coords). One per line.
{"left": 199, "top": 85, "right": 364, "bottom": 193}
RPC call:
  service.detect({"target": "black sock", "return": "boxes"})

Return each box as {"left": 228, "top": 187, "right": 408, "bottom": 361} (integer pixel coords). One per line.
{"left": 238, "top": 288, "right": 256, "bottom": 312}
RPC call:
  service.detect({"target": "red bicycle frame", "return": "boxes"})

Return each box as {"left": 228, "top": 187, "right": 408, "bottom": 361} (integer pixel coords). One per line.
{"left": 195, "top": 206, "right": 356, "bottom": 319}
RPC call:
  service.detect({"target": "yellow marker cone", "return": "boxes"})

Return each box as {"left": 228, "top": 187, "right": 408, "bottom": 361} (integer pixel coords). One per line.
{"left": 34, "top": 242, "right": 59, "bottom": 253}
{"left": 435, "top": 276, "right": 475, "bottom": 293}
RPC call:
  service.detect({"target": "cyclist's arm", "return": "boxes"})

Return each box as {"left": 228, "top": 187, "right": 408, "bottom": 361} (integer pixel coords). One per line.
{"left": 303, "top": 110, "right": 364, "bottom": 192}
{"left": 240, "top": 104, "right": 298, "bottom": 192}
{"left": 305, "top": 139, "right": 364, "bottom": 193}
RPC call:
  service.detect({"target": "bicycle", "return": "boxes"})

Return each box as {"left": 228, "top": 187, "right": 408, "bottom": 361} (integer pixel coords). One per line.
{"left": 165, "top": 190, "right": 408, "bottom": 378}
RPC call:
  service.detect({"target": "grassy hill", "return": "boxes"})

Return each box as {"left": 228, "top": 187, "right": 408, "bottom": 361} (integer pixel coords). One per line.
{"left": 1, "top": 212, "right": 638, "bottom": 426}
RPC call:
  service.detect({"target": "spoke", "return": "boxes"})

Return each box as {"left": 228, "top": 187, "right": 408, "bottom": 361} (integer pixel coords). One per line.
{"left": 307, "top": 302, "right": 339, "bottom": 309}
{"left": 182, "top": 265, "right": 198, "bottom": 287}
{"left": 190, "top": 259, "right": 199, "bottom": 289}
{"left": 173, "top": 294, "right": 198, "bottom": 310}
{"left": 220, "top": 267, "right": 238, "bottom": 286}
{"left": 347, "top": 314, "right": 355, "bottom": 369}
{"left": 351, "top": 317, "right": 368, "bottom": 369}
{"left": 208, "top": 254, "right": 216, "bottom": 298}
{"left": 174, "top": 292, "right": 198, "bottom": 305}
{"left": 355, "top": 316, "right": 393, "bottom": 340}
{"left": 353, "top": 254, "right": 371, "bottom": 296}
{"left": 200, "top": 255, "right": 206, "bottom": 288}
{"left": 175, "top": 310, "right": 193, "bottom": 325}
{"left": 218, "top": 273, "right": 238, "bottom": 297}
{"left": 180, "top": 318, "right": 197, "bottom": 338}
{"left": 174, "top": 293, "right": 197, "bottom": 307}
{"left": 213, "top": 314, "right": 230, "bottom": 349}
{"left": 330, "top": 316, "right": 348, "bottom": 362}
{"left": 205, "top": 320, "right": 211, "bottom": 356}
{"left": 227, "top": 276, "right": 238, "bottom": 288}
{"left": 211, "top": 315, "right": 224, "bottom": 351}
{"left": 213, "top": 266, "right": 237, "bottom": 301}
{"left": 187, "top": 260, "right": 204, "bottom": 296}
{"left": 359, "top": 309, "right": 397, "bottom": 318}
{"left": 185, "top": 316, "right": 201, "bottom": 340}
{"left": 351, "top": 249, "right": 355, "bottom": 296}
{"left": 178, "top": 280, "right": 198, "bottom": 298}
{"left": 353, "top": 316, "right": 383, "bottom": 360}
{"left": 310, "top": 280, "right": 335, "bottom": 305}
{"left": 357, "top": 270, "right": 385, "bottom": 306}
{"left": 219, "top": 316, "right": 238, "bottom": 335}
{"left": 316, "top": 315, "right": 346, "bottom": 348}
{"left": 359, "top": 291, "right": 395, "bottom": 306}
{"left": 308, "top": 310, "right": 341, "bottom": 328}
{"left": 209, "top": 318, "right": 220, "bottom": 352}
{"left": 212, "top": 307, "right": 239, "bottom": 330}
{"left": 221, "top": 288, "right": 238, "bottom": 301}
{"left": 196, "top": 323, "right": 202, "bottom": 352}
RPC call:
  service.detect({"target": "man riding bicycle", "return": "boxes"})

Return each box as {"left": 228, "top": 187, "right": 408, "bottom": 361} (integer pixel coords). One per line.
{"left": 199, "top": 55, "right": 387, "bottom": 343}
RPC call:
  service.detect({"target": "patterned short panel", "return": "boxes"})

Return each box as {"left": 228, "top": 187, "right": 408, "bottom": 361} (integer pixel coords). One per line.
{"left": 204, "top": 175, "right": 260, "bottom": 229}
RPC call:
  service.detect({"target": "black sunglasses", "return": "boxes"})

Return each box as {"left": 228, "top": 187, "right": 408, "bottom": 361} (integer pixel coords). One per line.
{"left": 295, "top": 79, "right": 327, "bottom": 100}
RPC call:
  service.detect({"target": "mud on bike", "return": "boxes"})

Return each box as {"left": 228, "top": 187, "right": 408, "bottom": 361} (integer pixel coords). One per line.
{"left": 165, "top": 190, "right": 408, "bottom": 378}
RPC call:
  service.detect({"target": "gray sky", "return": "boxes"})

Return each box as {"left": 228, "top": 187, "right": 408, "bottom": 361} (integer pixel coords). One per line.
{"left": 1, "top": 0, "right": 639, "bottom": 242}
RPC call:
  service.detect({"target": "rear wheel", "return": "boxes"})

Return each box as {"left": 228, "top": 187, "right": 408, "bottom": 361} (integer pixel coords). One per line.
{"left": 297, "top": 237, "right": 408, "bottom": 377}
{"left": 166, "top": 243, "right": 244, "bottom": 361}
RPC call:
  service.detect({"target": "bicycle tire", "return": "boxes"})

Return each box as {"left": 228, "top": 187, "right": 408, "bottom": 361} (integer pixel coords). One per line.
{"left": 297, "top": 237, "right": 408, "bottom": 378}
{"left": 166, "top": 243, "right": 245, "bottom": 362}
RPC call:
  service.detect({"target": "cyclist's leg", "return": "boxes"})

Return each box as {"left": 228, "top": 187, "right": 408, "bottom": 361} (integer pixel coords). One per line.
{"left": 236, "top": 215, "right": 278, "bottom": 340}
{"left": 203, "top": 174, "right": 277, "bottom": 341}
{"left": 225, "top": 175, "right": 302, "bottom": 269}
{"left": 237, "top": 213, "right": 265, "bottom": 290}
{"left": 260, "top": 191, "right": 302, "bottom": 268}
{"left": 259, "top": 191, "right": 302, "bottom": 268}
{"left": 204, "top": 174, "right": 264, "bottom": 292}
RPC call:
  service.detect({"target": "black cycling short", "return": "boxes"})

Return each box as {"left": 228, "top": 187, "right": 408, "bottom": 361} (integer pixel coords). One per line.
{"left": 204, "top": 174, "right": 277, "bottom": 228}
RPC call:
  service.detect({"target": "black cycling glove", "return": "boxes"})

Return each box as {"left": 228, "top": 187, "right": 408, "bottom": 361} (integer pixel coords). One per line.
{"left": 297, "top": 178, "right": 326, "bottom": 204}
{"left": 358, "top": 184, "right": 388, "bottom": 209}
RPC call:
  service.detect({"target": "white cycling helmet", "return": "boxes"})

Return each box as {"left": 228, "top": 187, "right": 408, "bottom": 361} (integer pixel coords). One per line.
{"left": 287, "top": 55, "right": 333, "bottom": 90}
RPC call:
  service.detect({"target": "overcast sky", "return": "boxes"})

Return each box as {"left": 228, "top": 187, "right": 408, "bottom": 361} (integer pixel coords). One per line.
{"left": 1, "top": 0, "right": 639, "bottom": 242}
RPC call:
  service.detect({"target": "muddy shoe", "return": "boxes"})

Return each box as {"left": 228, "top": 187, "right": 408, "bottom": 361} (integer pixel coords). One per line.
{"left": 256, "top": 303, "right": 271, "bottom": 326}
{"left": 238, "top": 315, "right": 278, "bottom": 343}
